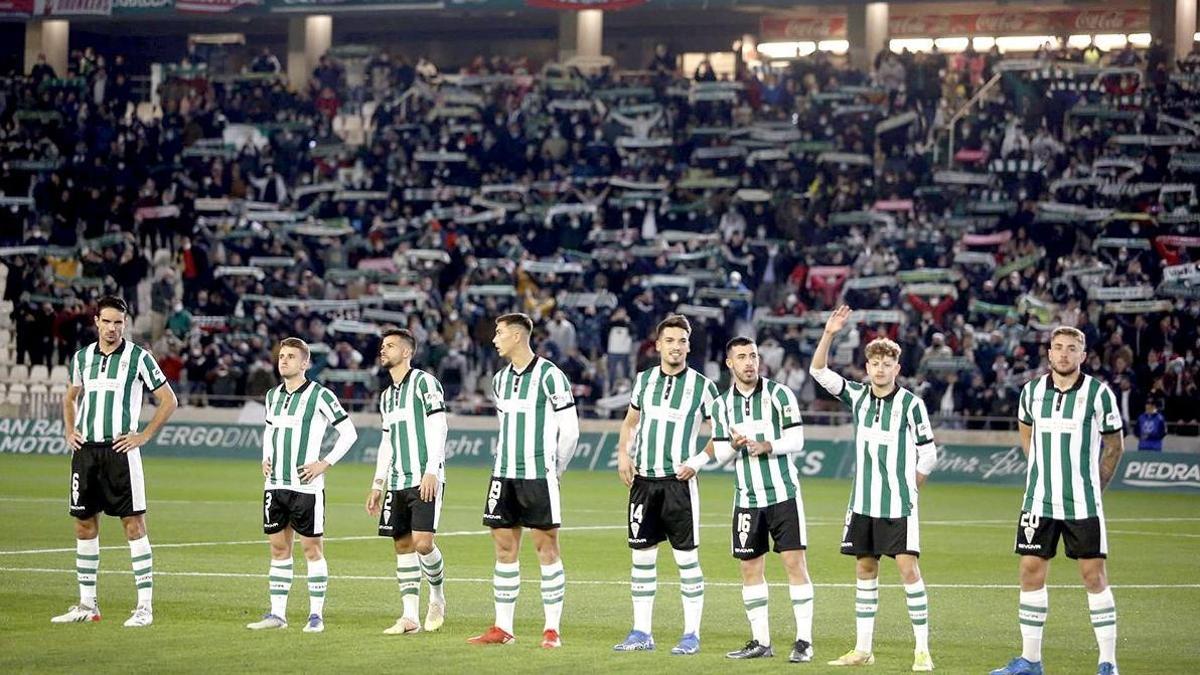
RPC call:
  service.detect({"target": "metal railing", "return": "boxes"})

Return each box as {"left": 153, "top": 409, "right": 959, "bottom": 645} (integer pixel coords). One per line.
{"left": 934, "top": 72, "right": 1002, "bottom": 167}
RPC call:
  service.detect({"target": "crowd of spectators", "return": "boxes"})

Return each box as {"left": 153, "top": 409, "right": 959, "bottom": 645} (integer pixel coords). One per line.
{"left": 2, "top": 37, "right": 1199, "bottom": 435}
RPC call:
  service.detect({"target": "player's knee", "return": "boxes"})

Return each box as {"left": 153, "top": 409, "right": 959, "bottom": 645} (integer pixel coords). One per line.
{"left": 414, "top": 538, "right": 434, "bottom": 556}
{"left": 856, "top": 556, "right": 879, "bottom": 577}
{"left": 122, "top": 518, "right": 146, "bottom": 540}
{"left": 535, "top": 541, "right": 560, "bottom": 563}
{"left": 1080, "top": 565, "right": 1107, "bottom": 591}
{"left": 74, "top": 519, "right": 98, "bottom": 539}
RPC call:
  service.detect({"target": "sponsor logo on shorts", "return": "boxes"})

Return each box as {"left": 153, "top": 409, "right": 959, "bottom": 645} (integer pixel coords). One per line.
{"left": 482, "top": 512, "right": 503, "bottom": 521}
{"left": 264, "top": 521, "right": 279, "bottom": 528}
{"left": 628, "top": 537, "right": 648, "bottom": 545}
{"left": 733, "top": 546, "right": 757, "bottom": 554}
{"left": 840, "top": 541, "right": 853, "bottom": 548}
{"left": 1017, "top": 542, "right": 1042, "bottom": 551}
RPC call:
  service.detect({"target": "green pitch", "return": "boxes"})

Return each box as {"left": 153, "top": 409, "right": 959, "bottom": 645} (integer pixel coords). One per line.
{"left": 1, "top": 454, "right": 1198, "bottom": 674}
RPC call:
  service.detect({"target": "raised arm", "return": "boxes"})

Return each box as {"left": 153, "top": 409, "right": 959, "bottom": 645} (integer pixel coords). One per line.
{"left": 809, "top": 304, "right": 853, "bottom": 395}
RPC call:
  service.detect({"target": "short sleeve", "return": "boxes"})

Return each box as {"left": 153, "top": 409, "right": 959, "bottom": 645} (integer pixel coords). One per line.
{"left": 1018, "top": 383, "right": 1035, "bottom": 425}
{"left": 1095, "top": 383, "right": 1123, "bottom": 434}
{"left": 839, "top": 379, "right": 865, "bottom": 407}
{"left": 709, "top": 396, "right": 730, "bottom": 441}
{"left": 138, "top": 351, "right": 168, "bottom": 390}
{"left": 701, "top": 379, "right": 720, "bottom": 420}
{"left": 909, "top": 396, "right": 935, "bottom": 446}
{"left": 773, "top": 385, "right": 804, "bottom": 430}
{"left": 629, "top": 371, "right": 646, "bottom": 411}
{"left": 418, "top": 373, "right": 446, "bottom": 416}
{"left": 317, "top": 388, "right": 350, "bottom": 425}
{"left": 543, "top": 367, "right": 575, "bottom": 412}
{"left": 69, "top": 350, "right": 84, "bottom": 387}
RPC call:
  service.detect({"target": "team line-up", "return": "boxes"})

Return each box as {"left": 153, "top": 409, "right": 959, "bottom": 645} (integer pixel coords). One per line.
{"left": 51, "top": 296, "right": 1126, "bottom": 675}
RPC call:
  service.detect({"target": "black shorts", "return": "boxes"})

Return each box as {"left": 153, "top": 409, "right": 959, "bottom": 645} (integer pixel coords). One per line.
{"left": 840, "top": 508, "right": 921, "bottom": 558}
{"left": 1013, "top": 511, "right": 1107, "bottom": 560}
{"left": 732, "top": 498, "right": 807, "bottom": 560}
{"left": 482, "top": 476, "right": 561, "bottom": 530}
{"left": 628, "top": 475, "right": 699, "bottom": 551}
{"left": 69, "top": 442, "right": 147, "bottom": 519}
{"left": 378, "top": 485, "right": 443, "bottom": 538}
{"left": 263, "top": 489, "right": 325, "bottom": 538}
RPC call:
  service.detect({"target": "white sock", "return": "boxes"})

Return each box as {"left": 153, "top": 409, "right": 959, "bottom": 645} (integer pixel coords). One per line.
{"left": 307, "top": 558, "right": 328, "bottom": 617}
{"left": 631, "top": 547, "right": 658, "bottom": 635}
{"left": 541, "top": 560, "right": 565, "bottom": 632}
{"left": 1088, "top": 587, "right": 1117, "bottom": 665}
{"left": 905, "top": 579, "right": 930, "bottom": 652}
{"left": 396, "top": 553, "right": 421, "bottom": 621}
{"left": 673, "top": 548, "right": 704, "bottom": 637}
{"left": 790, "top": 583, "right": 814, "bottom": 643}
{"left": 269, "top": 558, "right": 292, "bottom": 619}
{"left": 742, "top": 583, "right": 770, "bottom": 646}
{"left": 493, "top": 561, "right": 520, "bottom": 634}
{"left": 77, "top": 538, "right": 99, "bottom": 608}
{"left": 1019, "top": 587, "right": 1048, "bottom": 663}
{"left": 419, "top": 546, "right": 446, "bottom": 604}
{"left": 855, "top": 577, "right": 879, "bottom": 654}
{"left": 129, "top": 536, "right": 153, "bottom": 609}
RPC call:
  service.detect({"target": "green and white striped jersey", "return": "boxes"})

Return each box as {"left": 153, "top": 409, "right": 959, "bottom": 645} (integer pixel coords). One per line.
{"left": 1018, "top": 373, "right": 1122, "bottom": 520}
{"left": 629, "top": 367, "right": 721, "bottom": 478}
{"left": 711, "top": 377, "right": 804, "bottom": 508}
{"left": 491, "top": 356, "right": 575, "bottom": 479}
{"left": 264, "top": 380, "right": 350, "bottom": 494}
{"left": 378, "top": 368, "right": 446, "bottom": 490}
{"left": 831, "top": 373, "right": 935, "bottom": 518}
{"left": 69, "top": 340, "right": 168, "bottom": 443}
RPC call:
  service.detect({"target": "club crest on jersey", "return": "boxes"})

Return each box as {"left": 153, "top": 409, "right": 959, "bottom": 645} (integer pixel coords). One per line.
{"left": 738, "top": 531, "right": 748, "bottom": 548}
{"left": 630, "top": 521, "right": 641, "bottom": 538}
{"left": 487, "top": 497, "right": 498, "bottom": 513}
{"left": 1024, "top": 526, "right": 1036, "bottom": 543}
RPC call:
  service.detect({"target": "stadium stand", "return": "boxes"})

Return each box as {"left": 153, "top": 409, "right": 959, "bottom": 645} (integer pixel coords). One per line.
{"left": 1, "top": 40, "right": 1198, "bottom": 433}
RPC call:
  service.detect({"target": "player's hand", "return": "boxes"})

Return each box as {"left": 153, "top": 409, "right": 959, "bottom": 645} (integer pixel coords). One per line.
{"left": 730, "top": 430, "right": 748, "bottom": 449}
{"left": 419, "top": 473, "right": 438, "bottom": 503}
{"left": 366, "top": 488, "right": 382, "bottom": 516}
{"left": 64, "top": 431, "right": 83, "bottom": 452}
{"left": 262, "top": 460, "right": 272, "bottom": 478}
{"left": 675, "top": 465, "right": 697, "bottom": 481}
{"left": 617, "top": 452, "right": 635, "bottom": 487}
{"left": 298, "top": 460, "right": 330, "bottom": 483}
{"left": 113, "top": 432, "right": 147, "bottom": 454}
{"left": 746, "top": 440, "right": 773, "bottom": 457}
{"left": 824, "top": 305, "right": 853, "bottom": 335}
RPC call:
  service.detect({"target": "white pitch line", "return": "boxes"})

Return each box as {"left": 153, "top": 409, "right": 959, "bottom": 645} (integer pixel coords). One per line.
{"left": 1, "top": 567, "right": 1198, "bottom": 590}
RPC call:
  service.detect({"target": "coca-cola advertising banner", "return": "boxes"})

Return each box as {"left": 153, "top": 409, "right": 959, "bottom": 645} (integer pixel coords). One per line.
{"left": 761, "top": 9, "right": 1150, "bottom": 41}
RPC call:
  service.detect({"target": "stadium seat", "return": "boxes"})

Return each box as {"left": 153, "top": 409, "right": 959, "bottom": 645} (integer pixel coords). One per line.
{"left": 49, "top": 366, "right": 69, "bottom": 384}
{"left": 29, "top": 365, "right": 50, "bottom": 383}
{"left": 7, "top": 381, "right": 28, "bottom": 395}
{"left": 27, "top": 382, "right": 49, "bottom": 396}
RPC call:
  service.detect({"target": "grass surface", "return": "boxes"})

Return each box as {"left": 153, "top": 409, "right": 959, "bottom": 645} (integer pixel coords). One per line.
{"left": 1, "top": 454, "right": 1198, "bottom": 673}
